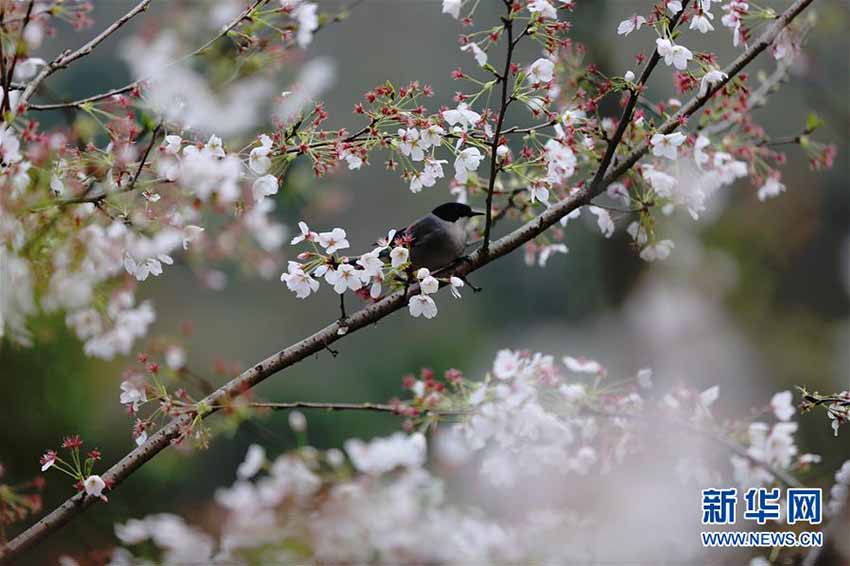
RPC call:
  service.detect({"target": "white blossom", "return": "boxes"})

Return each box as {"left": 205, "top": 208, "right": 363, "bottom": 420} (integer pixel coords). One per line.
{"left": 690, "top": 10, "right": 715, "bottom": 33}
{"left": 237, "top": 444, "right": 266, "bottom": 479}
{"left": 528, "top": 0, "right": 557, "bottom": 20}
{"left": 442, "top": 103, "right": 481, "bottom": 130}
{"left": 640, "top": 240, "right": 675, "bottom": 262}
{"left": 527, "top": 58, "right": 555, "bottom": 84}
{"left": 771, "top": 391, "right": 795, "bottom": 422}
{"left": 650, "top": 131, "right": 687, "bottom": 160}
{"left": 563, "top": 356, "right": 604, "bottom": 374}
{"left": 344, "top": 433, "right": 426, "bottom": 475}
{"left": 454, "top": 147, "right": 483, "bottom": 182}
{"left": 251, "top": 175, "right": 279, "bottom": 202}
{"left": 281, "top": 262, "right": 320, "bottom": 299}
{"left": 84, "top": 475, "right": 107, "bottom": 500}
{"left": 390, "top": 246, "right": 409, "bottom": 268}
{"left": 249, "top": 134, "right": 274, "bottom": 174}
{"left": 699, "top": 69, "right": 727, "bottom": 97}
{"left": 408, "top": 294, "right": 438, "bottom": 318}
{"left": 656, "top": 38, "right": 693, "bottom": 70}
{"left": 461, "top": 42, "right": 488, "bottom": 67}
{"left": 398, "top": 128, "right": 426, "bottom": 162}
{"left": 588, "top": 206, "right": 614, "bottom": 238}
{"left": 617, "top": 15, "right": 646, "bottom": 36}
{"left": 119, "top": 380, "right": 147, "bottom": 410}
{"left": 441, "top": 0, "right": 462, "bottom": 19}
{"left": 757, "top": 176, "right": 785, "bottom": 202}
{"left": 317, "top": 228, "right": 350, "bottom": 254}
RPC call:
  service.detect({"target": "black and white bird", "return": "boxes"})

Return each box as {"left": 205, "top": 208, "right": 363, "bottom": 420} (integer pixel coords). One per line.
{"left": 393, "top": 202, "right": 484, "bottom": 271}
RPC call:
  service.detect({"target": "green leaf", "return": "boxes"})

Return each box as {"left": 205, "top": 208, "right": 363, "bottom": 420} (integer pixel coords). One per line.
{"left": 805, "top": 113, "right": 824, "bottom": 133}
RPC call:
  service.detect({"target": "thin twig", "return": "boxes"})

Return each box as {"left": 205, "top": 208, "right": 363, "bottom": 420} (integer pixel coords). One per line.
{"left": 481, "top": 4, "right": 516, "bottom": 256}
{"left": 0, "top": 0, "right": 817, "bottom": 561}
{"left": 588, "top": 0, "right": 690, "bottom": 194}
{"left": 4, "top": 0, "right": 35, "bottom": 114}
{"left": 26, "top": 0, "right": 267, "bottom": 112}
{"left": 17, "top": 0, "right": 152, "bottom": 112}
{"left": 216, "top": 401, "right": 401, "bottom": 414}
{"left": 127, "top": 122, "right": 163, "bottom": 194}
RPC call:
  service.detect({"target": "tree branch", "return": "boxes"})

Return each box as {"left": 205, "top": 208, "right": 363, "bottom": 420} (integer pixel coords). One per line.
{"left": 16, "top": 0, "right": 152, "bottom": 113}
{"left": 588, "top": 0, "right": 690, "bottom": 193}
{"left": 25, "top": 0, "right": 268, "bottom": 112}
{"left": 0, "top": 0, "right": 817, "bottom": 560}
{"left": 481, "top": 5, "right": 516, "bottom": 256}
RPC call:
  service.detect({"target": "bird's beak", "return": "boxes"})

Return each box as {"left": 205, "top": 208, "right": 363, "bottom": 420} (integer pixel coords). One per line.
{"left": 470, "top": 209, "right": 486, "bottom": 217}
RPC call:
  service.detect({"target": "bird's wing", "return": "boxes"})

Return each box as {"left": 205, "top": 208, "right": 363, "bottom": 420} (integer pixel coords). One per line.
{"left": 404, "top": 215, "right": 443, "bottom": 249}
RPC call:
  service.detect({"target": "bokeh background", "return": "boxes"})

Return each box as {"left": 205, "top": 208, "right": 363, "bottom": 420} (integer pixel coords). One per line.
{"left": 1, "top": 0, "right": 848, "bottom": 563}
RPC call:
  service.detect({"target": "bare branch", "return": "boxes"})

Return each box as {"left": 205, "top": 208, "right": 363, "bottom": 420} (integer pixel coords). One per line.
{"left": 16, "top": 0, "right": 152, "bottom": 114}
{"left": 0, "top": 0, "right": 817, "bottom": 560}
{"left": 26, "top": 0, "right": 268, "bottom": 112}
{"left": 481, "top": 4, "right": 517, "bottom": 255}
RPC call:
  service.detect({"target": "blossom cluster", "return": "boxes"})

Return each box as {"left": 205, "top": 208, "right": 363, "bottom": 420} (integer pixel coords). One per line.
{"left": 800, "top": 388, "right": 849, "bottom": 437}
{"left": 0, "top": 0, "right": 835, "bottom": 361}
{"left": 282, "top": 222, "right": 467, "bottom": 320}
{"left": 106, "top": 347, "right": 837, "bottom": 564}
{"left": 39, "top": 435, "right": 109, "bottom": 502}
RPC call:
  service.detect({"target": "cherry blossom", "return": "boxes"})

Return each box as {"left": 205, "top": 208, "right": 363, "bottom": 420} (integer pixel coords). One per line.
{"left": 248, "top": 134, "right": 273, "bottom": 174}
{"left": 757, "top": 176, "right": 786, "bottom": 202}
{"left": 656, "top": 38, "right": 693, "bottom": 70}
{"left": 345, "top": 432, "right": 426, "bottom": 475}
{"left": 527, "top": 58, "right": 555, "bottom": 84}
{"left": 416, "top": 268, "right": 440, "bottom": 295}
{"left": 83, "top": 475, "right": 107, "bottom": 500}
{"left": 236, "top": 444, "right": 266, "bottom": 480}
{"left": 537, "top": 243, "right": 569, "bottom": 267}
{"left": 640, "top": 240, "right": 675, "bottom": 262}
{"left": 449, "top": 276, "right": 464, "bottom": 298}
{"left": 650, "top": 132, "right": 687, "bottom": 160}
{"left": 317, "top": 228, "right": 350, "bottom": 254}
{"left": 527, "top": 0, "right": 557, "bottom": 20}
{"left": 327, "top": 264, "right": 364, "bottom": 294}
{"left": 293, "top": 2, "right": 319, "bottom": 48}
{"left": 251, "top": 175, "right": 279, "bottom": 202}
{"left": 442, "top": 103, "right": 481, "bottom": 130}
{"left": 398, "top": 128, "right": 426, "bottom": 162}
{"left": 563, "top": 356, "right": 604, "bottom": 374}
{"left": 617, "top": 15, "right": 646, "bottom": 36}
{"left": 119, "top": 381, "right": 147, "bottom": 411}
{"left": 690, "top": 9, "right": 715, "bottom": 33}
{"left": 461, "top": 42, "right": 488, "bottom": 67}
{"left": 281, "top": 262, "right": 320, "bottom": 299}
{"left": 290, "top": 222, "right": 315, "bottom": 245}
{"left": 441, "top": 0, "right": 462, "bottom": 19}
{"left": 544, "top": 139, "right": 577, "bottom": 184}
{"left": 454, "top": 147, "right": 483, "bottom": 182}
{"left": 388, "top": 246, "right": 409, "bottom": 268}
{"left": 771, "top": 391, "right": 796, "bottom": 422}
{"left": 408, "top": 294, "right": 438, "bottom": 319}
{"left": 699, "top": 68, "right": 727, "bottom": 96}
{"left": 588, "top": 206, "right": 615, "bottom": 238}
{"left": 529, "top": 184, "right": 550, "bottom": 205}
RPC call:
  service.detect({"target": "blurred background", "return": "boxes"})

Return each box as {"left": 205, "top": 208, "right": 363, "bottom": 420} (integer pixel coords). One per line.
{"left": 1, "top": 0, "right": 848, "bottom": 563}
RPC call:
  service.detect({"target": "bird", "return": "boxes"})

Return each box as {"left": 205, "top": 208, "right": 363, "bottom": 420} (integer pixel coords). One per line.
{"left": 392, "top": 202, "right": 484, "bottom": 272}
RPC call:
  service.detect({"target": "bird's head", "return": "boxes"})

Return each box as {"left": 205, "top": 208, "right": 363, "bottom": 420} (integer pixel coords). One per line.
{"left": 431, "top": 202, "right": 485, "bottom": 222}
